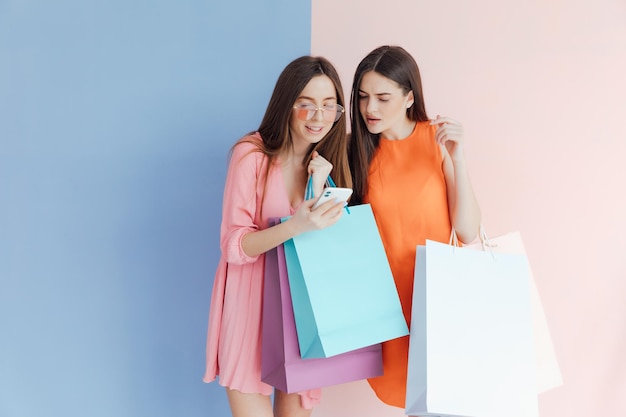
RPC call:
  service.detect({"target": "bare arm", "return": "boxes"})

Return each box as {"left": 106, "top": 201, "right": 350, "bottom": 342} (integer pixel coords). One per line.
{"left": 433, "top": 116, "right": 482, "bottom": 243}
{"left": 240, "top": 198, "right": 346, "bottom": 258}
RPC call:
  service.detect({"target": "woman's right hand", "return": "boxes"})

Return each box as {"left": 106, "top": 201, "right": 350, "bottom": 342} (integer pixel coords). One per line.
{"left": 287, "top": 197, "right": 345, "bottom": 236}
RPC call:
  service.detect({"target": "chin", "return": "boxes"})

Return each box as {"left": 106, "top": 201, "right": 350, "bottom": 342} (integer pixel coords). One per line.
{"left": 366, "top": 126, "right": 383, "bottom": 135}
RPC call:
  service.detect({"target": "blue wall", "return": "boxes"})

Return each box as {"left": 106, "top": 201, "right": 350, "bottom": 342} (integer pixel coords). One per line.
{"left": 0, "top": 1, "right": 310, "bottom": 416}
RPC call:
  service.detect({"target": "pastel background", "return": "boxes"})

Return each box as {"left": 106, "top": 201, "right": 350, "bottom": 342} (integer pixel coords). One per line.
{"left": 1, "top": 2, "right": 624, "bottom": 417}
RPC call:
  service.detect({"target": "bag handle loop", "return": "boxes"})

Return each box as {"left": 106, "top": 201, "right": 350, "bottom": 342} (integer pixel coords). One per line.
{"left": 305, "top": 175, "right": 350, "bottom": 214}
{"left": 305, "top": 175, "right": 336, "bottom": 200}
{"left": 449, "top": 225, "right": 496, "bottom": 258}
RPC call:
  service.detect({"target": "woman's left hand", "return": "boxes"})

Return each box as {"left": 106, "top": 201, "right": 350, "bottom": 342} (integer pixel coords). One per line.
{"left": 307, "top": 151, "right": 333, "bottom": 197}
{"left": 430, "top": 115, "right": 465, "bottom": 161}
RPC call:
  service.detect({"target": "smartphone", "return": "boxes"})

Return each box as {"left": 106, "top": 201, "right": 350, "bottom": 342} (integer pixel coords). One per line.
{"left": 312, "top": 187, "right": 353, "bottom": 209}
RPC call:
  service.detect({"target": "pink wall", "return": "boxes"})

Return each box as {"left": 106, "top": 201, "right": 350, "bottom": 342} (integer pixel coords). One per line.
{"left": 311, "top": 1, "right": 626, "bottom": 416}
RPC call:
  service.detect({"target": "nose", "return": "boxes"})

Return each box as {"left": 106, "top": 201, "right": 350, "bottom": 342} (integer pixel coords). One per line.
{"left": 365, "top": 98, "right": 376, "bottom": 113}
{"left": 312, "top": 107, "right": 325, "bottom": 121}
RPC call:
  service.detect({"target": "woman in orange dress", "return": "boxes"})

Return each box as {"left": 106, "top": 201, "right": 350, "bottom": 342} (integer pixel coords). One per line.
{"left": 348, "top": 45, "right": 482, "bottom": 408}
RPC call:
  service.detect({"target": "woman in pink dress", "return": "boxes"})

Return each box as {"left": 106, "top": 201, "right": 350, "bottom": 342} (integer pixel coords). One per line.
{"left": 203, "top": 56, "right": 352, "bottom": 417}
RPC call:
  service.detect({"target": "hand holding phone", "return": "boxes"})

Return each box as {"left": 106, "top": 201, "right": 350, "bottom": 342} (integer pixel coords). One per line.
{"left": 312, "top": 187, "right": 353, "bottom": 210}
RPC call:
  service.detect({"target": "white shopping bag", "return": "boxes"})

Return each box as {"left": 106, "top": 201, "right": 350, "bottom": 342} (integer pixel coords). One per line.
{"left": 406, "top": 239, "right": 539, "bottom": 417}
{"left": 465, "top": 231, "right": 562, "bottom": 394}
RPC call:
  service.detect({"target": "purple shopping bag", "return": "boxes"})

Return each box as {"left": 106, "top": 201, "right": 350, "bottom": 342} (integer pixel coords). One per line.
{"left": 261, "top": 219, "right": 383, "bottom": 393}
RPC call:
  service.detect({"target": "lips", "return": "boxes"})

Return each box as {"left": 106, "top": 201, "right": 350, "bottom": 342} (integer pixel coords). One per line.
{"left": 306, "top": 125, "right": 325, "bottom": 133}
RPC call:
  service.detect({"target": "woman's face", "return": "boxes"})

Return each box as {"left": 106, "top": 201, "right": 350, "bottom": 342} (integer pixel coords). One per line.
{"left": 289, "top": 75, "right": 341, "bottom": 150}
{"left": 357, "top": 71, "right": 414, "bottom": 139}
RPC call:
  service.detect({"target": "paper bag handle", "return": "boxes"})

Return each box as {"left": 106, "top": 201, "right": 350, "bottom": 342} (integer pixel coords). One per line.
{"left": 305, "top": 175, "right": 337, "bottom": 200}
{"left": 450, "top": 225, "right": 496, "bottom": 257}
{"left": 305, "top": 175, "right": 350, "bottom": 214}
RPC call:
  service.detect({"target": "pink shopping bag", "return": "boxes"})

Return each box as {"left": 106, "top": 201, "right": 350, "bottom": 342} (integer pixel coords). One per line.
{"left": 261, "top": 218, "right": 383, "bottom": 393}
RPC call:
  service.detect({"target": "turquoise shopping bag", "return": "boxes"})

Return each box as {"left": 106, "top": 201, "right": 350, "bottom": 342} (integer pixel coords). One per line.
{"left": 282, "top": 203, "right": 408, "bottom": 359}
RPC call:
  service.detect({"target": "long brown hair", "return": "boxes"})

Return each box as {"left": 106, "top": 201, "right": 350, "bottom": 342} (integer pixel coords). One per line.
{"left": 232, "top": 56, "right": 351, "bottom": 203}
{"left": 348, "top": 45, "right": 429, "bottom": 204}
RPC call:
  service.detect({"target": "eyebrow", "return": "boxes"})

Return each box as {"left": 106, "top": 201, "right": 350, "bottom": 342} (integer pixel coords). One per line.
{"left": 298, "top": 95, "right": 337, "bottom": 101}
{"left": 358, "top": 89, "right": 392, "bottom": 96}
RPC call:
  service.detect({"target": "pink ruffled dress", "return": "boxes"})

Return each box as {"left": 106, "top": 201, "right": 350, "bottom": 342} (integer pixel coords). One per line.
{"left": 203, "top": 134, "right": 321, "bottom": 409}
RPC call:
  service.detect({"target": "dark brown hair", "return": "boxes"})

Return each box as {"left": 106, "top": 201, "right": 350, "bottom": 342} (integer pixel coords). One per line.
{"left": 233, "top": 56, "right": 351, "bottom": 200}
{"left": 348, "top": 45, "right": 429, "bottom": 204}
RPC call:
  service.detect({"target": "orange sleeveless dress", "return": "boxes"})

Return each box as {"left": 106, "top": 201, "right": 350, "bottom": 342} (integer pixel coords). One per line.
{"left": 365, "top": 121, "right": 452, "bottom": 408}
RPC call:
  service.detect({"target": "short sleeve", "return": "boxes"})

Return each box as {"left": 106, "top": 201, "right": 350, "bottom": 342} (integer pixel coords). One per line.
{"left": 219, "top": 138, "right": 266, "bottom": 265}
